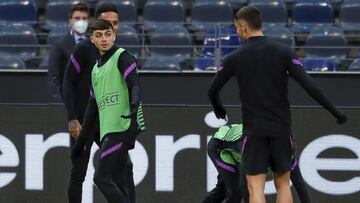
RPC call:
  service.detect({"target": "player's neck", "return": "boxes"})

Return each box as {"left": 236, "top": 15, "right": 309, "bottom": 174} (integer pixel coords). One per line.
{"left": 247, "top": 30, "right": 263, "bottom": 38}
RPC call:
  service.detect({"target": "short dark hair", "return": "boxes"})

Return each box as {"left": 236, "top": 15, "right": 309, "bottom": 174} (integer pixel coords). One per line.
{"left": 234, "top": 6, "right": 262, "bottom": 30}
{"left": 90, "top": 19, "right": 114, "bottom": 34}
{"left": 95, "top": 2, "right": 118, "bottom": 19}
{"left": 68, "top": 3, "right": 89, "bottom": 19}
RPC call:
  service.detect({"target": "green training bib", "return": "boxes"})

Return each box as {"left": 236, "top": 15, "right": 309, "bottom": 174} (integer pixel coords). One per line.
{"left": 92, "top": 48, "right": 130, "bottom": 141}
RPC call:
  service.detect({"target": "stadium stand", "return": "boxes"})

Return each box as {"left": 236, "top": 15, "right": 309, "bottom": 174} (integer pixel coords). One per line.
{"left": 148, "top": 25, "right": 192, "bottom": 60}
{"left": 248, "top": 0, "right": 288, "bottom": 25}
{"left": 143, "top": 0, "right": 185, "bottom": 31}
{"left": 292, "top": 0, "right": 334, "bottom": 33}
{"left": 263, "top": 25, "right": 294, "bottom": 47}
{"left": 305, "top": 26, "right": 347, "bottom": 60}
{"left": 0, "top": 55, "right": 26, "bottom": 69}
{"left": 46, "top": 23, "right": 68, "bottom": 45}
{"left": 0, "top": 0, "right": 358, "bottom": 71}
{"left": 349, "top": 58, "right": 360, "bottom": 71}
{"left": 97, "top": 0, "right": 137, "bottom": 26}
{"left": 45, "top": 0, "right": 80, "bottom": 29}
{"left": 191, "top": 1, "right": 233, "bottom": 31}
{"left": 115, "top": 25, "right": 141, "bottom": 57}
{"left": 141, "top": 57, "right": 181, "bottom": 71}
{"left": 340, "top": 0, "right": 360, "bottom": 32}
{"left": 194, "top": 26, "right": 241, "bottom": 70}
{"left": 0, "top": 22, "right": 38, "bottom": 61}
{"left": 302, "top": 58, "right": 337, "bottom": 71}
{"left": 0, "top": 0, "right": 37, "bottom": 24}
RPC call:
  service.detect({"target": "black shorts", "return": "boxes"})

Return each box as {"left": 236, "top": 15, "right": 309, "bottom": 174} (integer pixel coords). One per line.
{"left": 242, "top": 135, "right": 293, "bottom": 175}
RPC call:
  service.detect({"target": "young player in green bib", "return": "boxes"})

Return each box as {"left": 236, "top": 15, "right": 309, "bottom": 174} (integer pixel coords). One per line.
{"left": 74, "top": 20, "right": 145, "bottom": 203}
{"left": 203, "top": 124, "right": 311, "bottom": 203}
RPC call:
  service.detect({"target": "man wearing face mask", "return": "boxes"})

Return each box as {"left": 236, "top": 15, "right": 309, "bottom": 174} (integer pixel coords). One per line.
{"left": 48, "top": 3, "right": 89, "bottom": 102}
{"left": 63, "top": 3, "right": 139, "bottom": 203}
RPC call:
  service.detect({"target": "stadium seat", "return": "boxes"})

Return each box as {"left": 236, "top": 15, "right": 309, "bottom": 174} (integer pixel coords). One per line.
{"left": 305, "top": 26, "right": 347, "bottom": 60}
{"left": 0, "top": 55, "right": 26, "bottom": 69}
{"left": 194, "top": 57, "right": 216, "bottom": 71}
{"left": 196, "top": 0, "right": 248, "bottom": 10}
{"left": 45, "top": 0, "right": 79, "bottom": 28}
{"left": 0, "top": 22, "right": 38, "bottom": 60}
{"left": 47, "top": 23, "right": 68, "bottom": 45}
{"left": 35, "top": 0, "right": 48, "bottom": 9}
{"left": 143, "top": 0, "right": 185, "bottom": 31}
{"left": 191, "top": 1, "right": 233, "bottom": 31}
{"left": 263, "top": 25, "right": 294, "bottom": 47}
{"left": 148, "top": 25, "right": 192, "bottom": 60}
{"left": 195, "top": 26, "right": 241, "bottom": 70}
{"left": 348, "top": 58, "right": 360, "bottom": 71}
{"left": 226, "top": 0, "right": 248, "bottom": 9}
{"left": 340, "top": 0, "right": 360, "bottom": 32}
{"left": 97, "top": 0, "right": 137, "bottom": 25}
{"left": 292, "top": 0, "right": 334, "bottom": 33}
{"left": 248, "top": 0, "right": 288, "bottom": 25}
{"left": 285, "top": 0, "right": 343, "bottom": 4}
{"left": 39, "top": 55, "right": 49, "bottom": 69}
{"left": 200, "top": 26, "right": 241, "bottom": 58}
{"left": 141, "top": 57, "right": 181, "bottom": 71}
{"left": 302, "top": 58, "right": 337, "bottom": 71}
{"left": 115, "top": 25, "right": 140, "bottom": 57}
{"left": 0, "top": 0, "right": 37, "bottom": 24}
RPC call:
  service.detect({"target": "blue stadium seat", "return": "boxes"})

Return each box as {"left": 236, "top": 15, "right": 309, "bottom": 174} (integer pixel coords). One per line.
{"left": 226, "top": 0, "right": 248, "bottom": 9}
{"left": 248, "top": 0, "right": 288, "bottom": 25}
{"left": 47, "top": 23, "right": 68, "bottom": 45}
{"left": 195, "top": 26, "right": 241, "bottom": 70}
{"left": 302, "top": 58, "right": 337, "bottom": 71}
{"left": 305, "top": 26, "right": 347, "bottom": 60}
{"left": 0, "top": 0, "right": 37, "bottom": 24}
{"left": 200, "top": 26, "right": 241, "bottom": 58}
{"left": 45, "top": 0, "right": 79, "bottom": 28}
{"left": 191, "top": 1, "right": 233, "bottom": 31}
{"left": 141, "top": 57, "right": 181, "bottom": 71}
{"left": 0, "top": 22, "right": 38, "bottom": 60}
{"left": 115, "top": 25, "right": 140, "bottom": 57}
{"left": 285, "top": 0, "right": 343, "bottom": 4}
{"left": 194, "top": 57, "right": 216, "bottom": 71}
{"left": 97, "top": 0, "right": 137, "bottom": 26}
{"left": 197, "top": 0, "right": 248, "bottom": 10}
{"left": 148, "top": 25, "right": 192, "bottom": 60}
{"left": 348, "top": 58, "right": 360, "bottom": 71}
{"left": 143, "top": 0, "right": 185, "bottom": 30}
{"left": 39, "top": 55, "right": 49, "bottom": 69}
{"left": 263, "top": 25, "right": 294, "bottom": 47}
{"left": 0, "top": 55, "right": 26, "bottom": 69}
{"left": 292, "top": 0, "right": 334, "bottom": 33}
{"left": 35, "top": 0, "right": 48, "bottom": 9}
{"left": 340, "top": 0, "right": 360, "bottom": 32}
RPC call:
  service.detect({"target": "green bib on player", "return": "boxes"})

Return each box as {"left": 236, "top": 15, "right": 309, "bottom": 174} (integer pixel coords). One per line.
{"left": 214, "top": 124, "right": 243, "bottom": 142}
{"left": 92, "top": 48, "right": 130, "bottom": 141}
{"left": 214, "top": 124, "right": 244, "bottom": 165}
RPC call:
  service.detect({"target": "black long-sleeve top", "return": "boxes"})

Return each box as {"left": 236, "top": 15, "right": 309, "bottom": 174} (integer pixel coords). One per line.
{"left": 80, "top": 45, "right": 142, "bottom": 135}
{"left": 208, "top": 36, "right": 342, "bottom": 137}
{"left": 62, "top": 38, "right": 98, "bottom": 123}
{"left": 48, "top": 33, "right": 75, "bottom": 102}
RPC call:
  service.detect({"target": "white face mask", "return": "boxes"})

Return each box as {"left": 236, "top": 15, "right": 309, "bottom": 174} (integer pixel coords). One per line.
{"left": 72, "top": 20, "right": 88, "bottom": 34}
